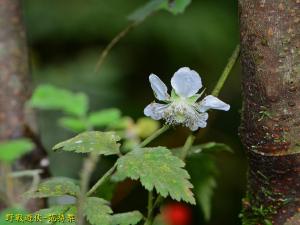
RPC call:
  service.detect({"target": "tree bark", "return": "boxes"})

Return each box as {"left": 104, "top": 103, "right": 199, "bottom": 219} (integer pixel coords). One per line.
{"left": 0, "top": 0, "right": 29, "bottom": 139}
{"left": 0, "top": 0, "right": 47, "bottom": 211}
{"left": 239, "top": 0, "right": 300, "bottom": 224}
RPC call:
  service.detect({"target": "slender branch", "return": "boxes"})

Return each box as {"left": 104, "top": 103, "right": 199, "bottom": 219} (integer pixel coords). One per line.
{"left": 139, "top": 125, "right": 169, "bottom": 148}
{"left": 95, "top": 21, "right": 139, "bottom": 72}
{"left": 10, "top": 169, "right": 43, "bottom": 199}
{"left": 86, "top": 163, "right": 117, "bottom": 197}
{"left": 211, "top": 44, "right": 240, "bottom": 97}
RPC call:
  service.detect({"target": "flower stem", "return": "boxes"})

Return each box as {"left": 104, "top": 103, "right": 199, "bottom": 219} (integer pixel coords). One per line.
{"left": 139, "top": 125, "right": 170, "bottom": 148}
{"left": 211, "top": 44, "right": 240, "bottom": 97}
{"left": 180, "top": 135, "right": 196, "bottom": 160}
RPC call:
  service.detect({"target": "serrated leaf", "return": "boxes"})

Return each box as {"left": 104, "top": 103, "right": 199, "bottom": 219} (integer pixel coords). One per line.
{"left": 160, "top": 0, "right": 192, "bottom": 14}
{"left": 189, "top": 142, "right": 233, "bottom": 155}
{"left": 35, "top": 205, "right": 76, "bottom": 224}
{"left": 83, "top": 197, "right": 112, "bottom": 225}
{"left": 128, "top": 0, "right": 166, "bottom": 22}
{"left": 88, "top": 108, "right": 121, "bottom": 127}
{"left": 111, "top": 211, "right": 143, "bottom": 225}
{"left": 0, "top": 139, "right": 34, "bottom": 163}
{"left": 53, "top": 131, "right": 120, "bottom": 155}
{"left": 58, "top": 117, "right": 86, "bottom": 132}
{"left": 29, "top": 84, "right": 88, "bottom": 117}
{"left": 24, "top": 177, "right": 80, "bottom": 198}
{"left": 115, "top": 147, "right": 195, "bottom": 204}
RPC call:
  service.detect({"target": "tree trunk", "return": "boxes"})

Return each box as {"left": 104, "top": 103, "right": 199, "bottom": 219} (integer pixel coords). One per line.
{"left": 239, "top": 0, "right": 300, "bottom": 224}
{"left": 0, "top": 0, "right": 47, "bottom": 211}
{"left": 0, "top": 0, "right": 30, "bottom": 139}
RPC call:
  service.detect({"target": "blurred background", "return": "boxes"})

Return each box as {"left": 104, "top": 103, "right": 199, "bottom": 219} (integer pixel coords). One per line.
{"left": 22, "top": 0, "right": 246, "bottom": 224}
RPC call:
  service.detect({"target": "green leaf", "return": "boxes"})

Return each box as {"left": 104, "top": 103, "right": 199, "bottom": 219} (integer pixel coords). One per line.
{"left": 83, "top": 197, "right": 112, "bottom": 225}
{"left": 35, "top": 205, "right": 76, "bottom": 224}
{"left": 114, "top": 147, "right": 195, "bottom": 204}
{"left": 196, "top": 176, "right": 216, "bottom": 221}
{"left": 160, "top": 0, "right": 192, "bottom": 14}
{"left": 186, "top": 154, "right": 218, "bottom": 221}
{"left": 24, "top": 177, "right": 80, "bottom": 198}
{"left": 189, "top": 142, "right": 233, "bottom": 155}
{"left": 29, "top": 84, "right": 88, "bottom": 117}
{"left": 128, "top": 0, "right": 191, "bottom": 22}
{"left": 88, "top": 108, "right": 121, "bottom": 127}
{"left": 53, "top": 131, "right": 121, "bottom": 155}
{"left": 111, "top": 211, "right": 143, "bottom": 225}
{"left": 128, "top": 0, "right": 166, "bottom": 22}
{"left": 0, "top": 139, "right": 34, "bottom": 163}
{"left": 58, "top": 117, "right": 86, "bottom": 132}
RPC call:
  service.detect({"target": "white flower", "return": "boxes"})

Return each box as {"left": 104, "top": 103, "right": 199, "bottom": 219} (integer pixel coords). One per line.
{"left": 144, "top": 67, "right": 230, "bottom": 131}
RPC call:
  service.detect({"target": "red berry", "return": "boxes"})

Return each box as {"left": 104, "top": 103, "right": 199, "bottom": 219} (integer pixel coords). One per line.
{"left": 162, "top": 203, "right": 192, "bottom": 225}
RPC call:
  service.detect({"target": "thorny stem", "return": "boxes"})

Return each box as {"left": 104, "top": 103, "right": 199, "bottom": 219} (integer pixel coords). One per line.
{"left": 95, "top": 21, "right": 139, "bottom": 72}
{"left": 211, "top": 44, "right": 240, "bottom": 97}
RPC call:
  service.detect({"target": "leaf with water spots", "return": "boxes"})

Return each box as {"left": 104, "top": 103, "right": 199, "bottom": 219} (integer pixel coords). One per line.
{"left": 24, "top": 177, "right": 80, "bottom": 198}
{"left": 114, "top": 147, "right": 195, "bottom": 204}
{"left": 53, "top": 131, "right": 121, "bottom": 155}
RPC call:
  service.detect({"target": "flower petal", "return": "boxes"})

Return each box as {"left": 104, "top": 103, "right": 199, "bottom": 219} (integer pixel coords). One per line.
{"left": 144, "top": 103, "right": 168, "bottom": 120}
{"left": 149, "top": 74, "right": 170, "bottom": 101}
{"left": 198, "top": 95, "right": 230, "bottom": 112}
{"left": 188, "top": 112, "right": 208, "bottom": 131}
{"left": 171, "top": 67, "right": 202, "bottom": 98}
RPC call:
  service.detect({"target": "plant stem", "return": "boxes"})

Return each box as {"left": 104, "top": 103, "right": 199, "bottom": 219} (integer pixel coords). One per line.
{"left": 77, "top": 153, "right": 99, "bottom": 225}
{"left": 139, "top": 125, "right": 170, "bottom": 148}
{"left": 144, "top": 191, "right": 154, "bottom": 225}
{"left": 180, "top": 135, "right": 196, "bottom": 160}
{"left": 95, "top": 21, "right": 139, "bottom": 72}
{"left": 211, "top": 44, "right": 240, "bottom": 97}
{"left": 86, "top": 163, "right": 117, "bottom": 196}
